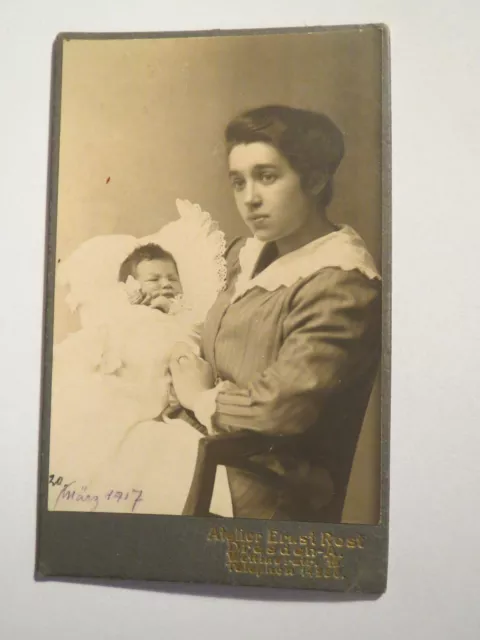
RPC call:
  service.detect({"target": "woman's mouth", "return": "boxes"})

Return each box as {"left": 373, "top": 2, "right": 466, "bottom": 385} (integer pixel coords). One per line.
{"left": 249, "top": 214, "right": 269, "bottom": 226}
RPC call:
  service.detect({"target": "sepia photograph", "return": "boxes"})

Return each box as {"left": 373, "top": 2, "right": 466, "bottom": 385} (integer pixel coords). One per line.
{"left": 4, "top": 0, "right": 480, "bottom": 634}
{"left": 36, "top": 25, "right": 390, "bottom": 592}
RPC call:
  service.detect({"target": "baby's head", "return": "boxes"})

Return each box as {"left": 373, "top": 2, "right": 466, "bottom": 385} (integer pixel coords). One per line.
{"left": 118, "top": 243, "right": 182, "bottom": 299}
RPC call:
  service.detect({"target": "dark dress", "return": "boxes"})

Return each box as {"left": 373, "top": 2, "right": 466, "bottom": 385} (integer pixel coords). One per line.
{"left": 200, "top": 226, "right": 382, "bottom": 522}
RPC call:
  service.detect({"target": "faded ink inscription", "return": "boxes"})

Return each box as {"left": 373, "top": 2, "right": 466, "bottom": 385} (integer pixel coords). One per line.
{"left": 49, "top": 474, "right": 144, "bottom": 513}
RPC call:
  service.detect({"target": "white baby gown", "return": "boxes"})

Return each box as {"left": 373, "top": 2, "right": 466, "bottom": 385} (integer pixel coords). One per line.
{"left": 48, "top": 200, "right": 232, "bottom": 517}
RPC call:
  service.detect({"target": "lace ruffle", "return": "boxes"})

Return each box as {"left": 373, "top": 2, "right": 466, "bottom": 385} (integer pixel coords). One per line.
{"left": 57, "top": 199, "right": 227, "bottom": 327}
{"left": 232, "top": 225, "right": 380, "bottom": 302}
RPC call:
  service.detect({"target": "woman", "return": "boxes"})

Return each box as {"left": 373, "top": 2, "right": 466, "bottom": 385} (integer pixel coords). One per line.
{"left": 170, "top": 105, "right": 382, "bottom": 523}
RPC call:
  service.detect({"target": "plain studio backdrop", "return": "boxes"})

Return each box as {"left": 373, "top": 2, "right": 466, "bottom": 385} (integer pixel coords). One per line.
{"left": 53, "top": 31, "right": 383, "bottom": 524}
{"left": 2, "top": 1, "right": 480, "bottom": 639}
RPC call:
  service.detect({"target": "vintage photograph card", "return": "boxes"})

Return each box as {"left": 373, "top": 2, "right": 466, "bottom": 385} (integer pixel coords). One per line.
{"left": 36, "top": 25, "right": 391, "bottom": 593}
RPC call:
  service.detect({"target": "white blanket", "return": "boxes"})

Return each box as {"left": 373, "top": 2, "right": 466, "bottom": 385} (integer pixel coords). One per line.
{"left": 47, "top": 199, "right": 232, "bottom": 517}
{"left": 48, "top": 416, "right": 232, "bottom": 517}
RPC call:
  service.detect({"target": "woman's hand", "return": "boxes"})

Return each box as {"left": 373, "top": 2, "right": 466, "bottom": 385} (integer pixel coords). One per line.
{"left": 169, "top": 343, "right": 215, "bottom": 411}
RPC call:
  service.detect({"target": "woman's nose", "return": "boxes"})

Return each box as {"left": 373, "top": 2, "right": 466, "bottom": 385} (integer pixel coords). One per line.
{"left": 243, "top": 181, "right": 261, "bottom": 208}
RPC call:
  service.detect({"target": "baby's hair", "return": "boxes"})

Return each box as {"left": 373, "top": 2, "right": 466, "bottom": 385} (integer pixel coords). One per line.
{"left": 118, "top": 243, "right": 179, "bottom": 282}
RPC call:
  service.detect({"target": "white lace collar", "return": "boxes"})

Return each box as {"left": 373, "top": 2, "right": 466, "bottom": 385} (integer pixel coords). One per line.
{"left": 232, "top": 225, "right": 381, "bottom": 302}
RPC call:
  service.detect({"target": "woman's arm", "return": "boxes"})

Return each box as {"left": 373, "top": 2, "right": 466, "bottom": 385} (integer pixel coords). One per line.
{"left": 211, "top": 268, "right": 381, "bottom": 436}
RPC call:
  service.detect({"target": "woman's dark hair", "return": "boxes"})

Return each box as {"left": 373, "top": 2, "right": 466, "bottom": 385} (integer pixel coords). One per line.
{"left": 225, "top": 105, "right": 344, "bottom": 209}
{"left": 118, "top": 243, "right": 178, "bottom": 282}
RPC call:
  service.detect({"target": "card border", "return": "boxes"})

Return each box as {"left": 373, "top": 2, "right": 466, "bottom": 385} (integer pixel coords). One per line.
{"left": 35, "top": 23, "right": 391, "bottom": 595}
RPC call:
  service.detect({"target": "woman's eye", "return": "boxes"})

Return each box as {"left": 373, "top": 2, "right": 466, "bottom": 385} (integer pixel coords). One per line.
{"left": 260, "top": 172, "right": 277, "bottom": 184}
{"left": 231, "top": 177, "right": 245, "bottom": 192}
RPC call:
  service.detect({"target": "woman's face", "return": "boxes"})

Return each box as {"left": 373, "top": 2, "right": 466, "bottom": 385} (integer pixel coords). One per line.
{"left": 228, "top": 142, "right": 314, "bottom": 243}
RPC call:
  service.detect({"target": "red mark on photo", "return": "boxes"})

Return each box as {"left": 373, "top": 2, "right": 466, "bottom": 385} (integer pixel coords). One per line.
{"left": 106, "top": 176, "right": 111, "bottom": 184}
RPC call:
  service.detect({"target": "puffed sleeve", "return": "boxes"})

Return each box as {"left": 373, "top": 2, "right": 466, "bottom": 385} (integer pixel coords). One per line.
{"left": 212, "top": 267, "right": 381, "bottom": 435}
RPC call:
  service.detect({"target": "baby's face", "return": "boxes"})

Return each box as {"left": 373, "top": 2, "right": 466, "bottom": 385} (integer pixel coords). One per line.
{"left": 135, "top": 259, "right": 183, "bottom": 299}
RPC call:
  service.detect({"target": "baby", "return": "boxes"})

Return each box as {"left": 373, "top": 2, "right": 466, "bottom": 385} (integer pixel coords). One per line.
{"left": 50, "top": 240, "right": 203, "bottom": 491}
{"left": 48, "top": 200, "right": 229, "bottom": 514}
{"left": 118, "top": 243, "right": 184, "bottom": 314}
{"left": 52, "top": 240, "right": 201, "bottom": 433}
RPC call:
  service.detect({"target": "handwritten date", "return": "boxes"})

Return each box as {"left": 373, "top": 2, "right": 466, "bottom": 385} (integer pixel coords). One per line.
{"left": 50, "top": 475, "right": 144, "bottom": 513}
